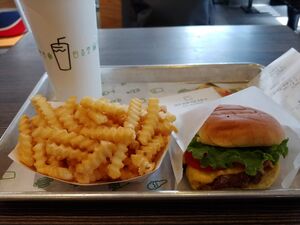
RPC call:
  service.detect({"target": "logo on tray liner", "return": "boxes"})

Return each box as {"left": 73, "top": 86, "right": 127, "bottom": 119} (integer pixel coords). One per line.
{"left": 108, "top": 182, "right": 130, "bottom": 191}
{"left": 33, "top": 177, "right": 54, "bottom": 188}
{"left": 147, "top": 179, "right": 167, "bottom": 190}
{"left": 0, "top": 171, "right": 16, "bottom": 180}
{"left": 150, "top": 88, "right": 164, "bottom": 94}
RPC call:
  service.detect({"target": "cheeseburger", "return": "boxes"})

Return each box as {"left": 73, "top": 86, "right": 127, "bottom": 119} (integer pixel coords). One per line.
{"left": 184, "top": 105, "right": 288, "bottom": 190}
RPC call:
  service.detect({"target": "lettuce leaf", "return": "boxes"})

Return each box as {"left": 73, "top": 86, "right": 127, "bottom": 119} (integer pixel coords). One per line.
{"left": 187, "top": 138, "right": 288, "bottom": 176}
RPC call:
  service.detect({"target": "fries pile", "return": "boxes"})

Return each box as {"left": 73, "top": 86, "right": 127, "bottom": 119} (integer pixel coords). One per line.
{"left": 16, "top": 95, "right": 177, "bottom": 184}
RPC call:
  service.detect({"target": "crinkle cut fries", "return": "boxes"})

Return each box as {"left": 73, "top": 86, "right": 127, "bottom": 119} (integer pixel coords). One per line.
{"left": 16, "top": 95, "right": 177, "bottom": 184}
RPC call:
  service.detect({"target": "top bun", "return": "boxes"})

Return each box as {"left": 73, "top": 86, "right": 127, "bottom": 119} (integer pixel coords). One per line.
{"left": 197, "top": 105, "right": 285, "bottom": 147}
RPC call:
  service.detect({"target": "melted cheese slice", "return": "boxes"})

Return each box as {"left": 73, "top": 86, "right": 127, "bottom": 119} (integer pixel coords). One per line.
{"left": 186, "top": 166, "right": 245, "bottom": 190}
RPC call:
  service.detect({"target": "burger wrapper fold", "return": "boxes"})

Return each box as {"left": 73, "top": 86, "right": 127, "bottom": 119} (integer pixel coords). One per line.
{"left": 168, "top": 86, "right": 300, "bottom": 189}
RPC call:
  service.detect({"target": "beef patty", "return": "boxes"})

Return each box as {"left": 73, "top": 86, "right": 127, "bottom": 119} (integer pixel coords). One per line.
{"left": 200, "top": 161, "right": 273, "bottom": 190}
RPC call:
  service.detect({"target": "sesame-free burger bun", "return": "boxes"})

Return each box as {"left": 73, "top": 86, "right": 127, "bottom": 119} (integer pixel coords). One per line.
{"left": 246, "top": 163, "right": 280, "bottom": 189}
{"left": 197, "top": 105, "right": 285, "bottom": 148}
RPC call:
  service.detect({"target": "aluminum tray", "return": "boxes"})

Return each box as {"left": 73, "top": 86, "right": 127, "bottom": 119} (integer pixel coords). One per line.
{"left": 1, "top": 63, "right": 300, "bottom": 201}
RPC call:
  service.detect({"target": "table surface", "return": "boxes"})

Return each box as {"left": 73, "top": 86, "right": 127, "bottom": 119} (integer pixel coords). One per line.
{"left": 1, "top": 25, "right": 300, "bottom": 224}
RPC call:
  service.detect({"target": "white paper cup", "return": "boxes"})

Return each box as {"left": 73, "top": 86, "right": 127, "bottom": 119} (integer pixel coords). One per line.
{"left": 20, "top": 0, "right": 102, "bottom": 100}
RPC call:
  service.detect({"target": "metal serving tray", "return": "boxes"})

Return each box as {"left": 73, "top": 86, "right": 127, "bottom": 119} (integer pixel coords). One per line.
{"left": 1, "top": 63, "right": 300, "bottom": 201}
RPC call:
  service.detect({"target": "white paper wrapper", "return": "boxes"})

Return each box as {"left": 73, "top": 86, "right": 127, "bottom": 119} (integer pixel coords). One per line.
{"left": 8, "top": 140, "right": 170, "bottom": 186}
{"left": 159, "top": 87, "right": 221, "bottom": 115}
{"left": 169, "top": 86, "right": 300, "bottom": 188}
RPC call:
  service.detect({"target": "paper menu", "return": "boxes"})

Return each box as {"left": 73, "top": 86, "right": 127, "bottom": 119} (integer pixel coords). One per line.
{"left": 168, "top": 87, "right": 300, "bottom": 188}
{"left": 249, "top": 48, "right": 300, "bottom": 121}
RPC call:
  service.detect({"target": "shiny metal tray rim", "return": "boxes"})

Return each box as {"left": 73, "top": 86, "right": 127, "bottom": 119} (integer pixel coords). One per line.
{"left": 0, "top": 189, "right": 299, "bottom": 201}
{"left": 2, "top": 63, "right": 300, "bottom": 201}
{"left": 100, "top": 62, "right": 263, "bottom": 83}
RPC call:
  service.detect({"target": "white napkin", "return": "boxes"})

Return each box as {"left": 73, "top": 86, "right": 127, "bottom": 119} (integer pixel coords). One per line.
{"left": 249, "top": 48, "right": 300, "bottom": 121}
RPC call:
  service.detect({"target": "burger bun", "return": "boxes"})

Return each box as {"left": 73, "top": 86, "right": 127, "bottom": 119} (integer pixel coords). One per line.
{"left": 197, "top": 105, "right": 285, "bottom": 148}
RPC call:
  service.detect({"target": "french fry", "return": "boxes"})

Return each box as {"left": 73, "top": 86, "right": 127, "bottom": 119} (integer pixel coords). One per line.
{"left": 124, "top": 98, "right": 143, "bottom": 132}
{"left": 107, "top": 144, "right": 128, "bottom": 179}
{"left": 56, "top": 96, "right": 81, "bottom": 133}
{"left": 17, "top": 115, "right": 34, "bottom": 167}
{"left": 31, "top": 95, "right": 62, "bottom": 129}
{"left": 80, "top": 126, "right": 135, "bottom": 146}
{"left": 138, "top": 98, "right": 160, "bottom": 145}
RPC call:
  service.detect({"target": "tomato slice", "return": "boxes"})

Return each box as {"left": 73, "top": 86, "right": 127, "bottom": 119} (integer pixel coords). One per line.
{"left": 184, "top": 151, "right": 215, "bottom": 173}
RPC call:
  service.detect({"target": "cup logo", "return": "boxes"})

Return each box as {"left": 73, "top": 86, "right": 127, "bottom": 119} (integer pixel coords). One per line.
{"left": 51, "top": 37, "right": 72, "bottom": 71}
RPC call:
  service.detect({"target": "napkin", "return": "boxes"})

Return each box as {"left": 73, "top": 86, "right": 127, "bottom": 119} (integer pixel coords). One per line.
{"left": 249, "top": 48, "right": 300, "bottom": 121}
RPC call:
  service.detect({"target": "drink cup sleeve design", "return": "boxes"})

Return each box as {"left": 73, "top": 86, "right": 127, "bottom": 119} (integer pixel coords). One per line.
{"left": 51, "top": 37, "right": 71, "bottom": 71}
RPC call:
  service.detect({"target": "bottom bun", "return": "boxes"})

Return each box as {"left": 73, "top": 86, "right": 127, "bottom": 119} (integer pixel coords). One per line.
{"left": 186, "top": 164, "right": 280, "bottom": 190}
{"left": 246, "top": 164, "right": 280, "bottom": 189}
